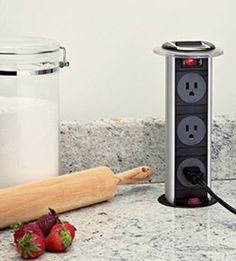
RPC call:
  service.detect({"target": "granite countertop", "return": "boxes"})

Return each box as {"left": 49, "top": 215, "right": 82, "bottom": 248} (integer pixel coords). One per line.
{"left": 1, "top": 180, "right": 235, "bottom": 261}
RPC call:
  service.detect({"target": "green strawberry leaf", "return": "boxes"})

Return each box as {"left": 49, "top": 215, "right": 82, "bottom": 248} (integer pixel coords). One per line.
{"left": 18, "top": 231, "right": 41, "bottom": 257}
{"left": 29, "top": 244, "right": 40, "bottom": 252}
{"left": 59, "top": 229, "right": 72, "bottom": 248}
{"left": 10, "top": 222, "right": 22, "bottom": 232}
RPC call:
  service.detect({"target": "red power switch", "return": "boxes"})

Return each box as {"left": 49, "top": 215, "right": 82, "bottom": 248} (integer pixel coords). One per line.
{"left": 184, "top": 58, "right": 198, "bottom": 66}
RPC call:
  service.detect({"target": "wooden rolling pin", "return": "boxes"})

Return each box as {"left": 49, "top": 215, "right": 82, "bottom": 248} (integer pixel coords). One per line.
{"left": 0, "top": 166, "right": 152, "bottom": 229}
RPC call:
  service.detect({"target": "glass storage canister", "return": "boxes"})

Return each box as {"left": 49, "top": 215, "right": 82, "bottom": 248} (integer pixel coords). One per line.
{"left": 0, "top": 37, "right": 69, "bottom": 188}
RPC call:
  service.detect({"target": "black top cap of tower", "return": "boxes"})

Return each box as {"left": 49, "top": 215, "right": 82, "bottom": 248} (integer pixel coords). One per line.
{"left": 162, "top": 41, "right": 215, "bottom": 52}
{"left": 154, "top": 40, "right": 223, "bottom": 58}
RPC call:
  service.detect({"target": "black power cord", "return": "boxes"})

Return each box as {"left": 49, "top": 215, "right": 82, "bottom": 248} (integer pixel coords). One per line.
{"left": 183, "top": 166, "right": 236, "bottom": 215}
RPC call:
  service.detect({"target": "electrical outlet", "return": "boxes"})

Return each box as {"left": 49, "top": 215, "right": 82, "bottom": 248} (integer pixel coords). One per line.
{"left": 177, "top": 158, "right": 206, "bottom": 187}
{"left": 177, "top": 73, "right": 206, "bottom": 103}
{"left": 177, "top": 116, "right": 206, "bottom": 146}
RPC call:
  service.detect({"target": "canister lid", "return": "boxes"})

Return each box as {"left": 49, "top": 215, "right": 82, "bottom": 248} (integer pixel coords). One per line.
{"left": 154, "top": 40, "right": 223, "bottom": 58}
{"left": 0, "top": 37, "right": 60, "bottom": 55}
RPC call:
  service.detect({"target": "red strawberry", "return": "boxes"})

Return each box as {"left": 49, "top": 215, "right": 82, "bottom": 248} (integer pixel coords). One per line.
{"left": 11, "top": 223, "right": 44, "bottom": 243}
{"left": 45, "top": 225, "right": 72, "bottom": 252}
{"left": 36, "top": 208, "right": 58, "bottom": 236}
{"left": 52, "top": 221, "right": 76, "bottom": 240}
{"left": 16, "top": 231, "right": 45, "bottom": 259}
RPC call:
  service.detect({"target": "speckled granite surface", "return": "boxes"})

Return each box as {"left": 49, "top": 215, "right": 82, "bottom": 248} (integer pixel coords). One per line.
{"left": 60, "top": 115, "right": 236, "bottom": 182}
{"left": 0, "top": 180, "right": 235, "bottom": 261}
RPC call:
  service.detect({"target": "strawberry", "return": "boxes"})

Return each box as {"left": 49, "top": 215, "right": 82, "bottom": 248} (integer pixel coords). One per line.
{"left": 36, "top": 208, "right": 58, "bottom": 236}
{"left": 45, "top": 225, "right": 72, "bottom": 252}
{"left": 11, "top": 223, "right": 44, "bottom": 243}
{"left": 16, "top": 231, "right": 45, "bottom": 259}
{"left": 51, "top": 221, "right": 76, "bottom": 240}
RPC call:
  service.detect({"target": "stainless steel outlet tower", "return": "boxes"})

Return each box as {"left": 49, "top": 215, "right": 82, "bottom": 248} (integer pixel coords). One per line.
{"left": 154, "top": 41, "right": 223, "bottom": 207}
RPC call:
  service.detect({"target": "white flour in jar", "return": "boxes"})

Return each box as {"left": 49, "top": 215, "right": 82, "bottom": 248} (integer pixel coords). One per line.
{"left": 0, "top": 96, "right": 59, "bottom": 188}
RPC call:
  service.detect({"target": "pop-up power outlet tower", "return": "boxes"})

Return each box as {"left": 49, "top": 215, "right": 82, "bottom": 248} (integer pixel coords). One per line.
{"left": 154, "top": 41, "right": 223, "bottom": 208}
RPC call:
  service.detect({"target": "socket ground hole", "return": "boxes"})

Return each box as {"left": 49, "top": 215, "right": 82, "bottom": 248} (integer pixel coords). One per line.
{"left": 189, "top": 134, "right": 194, "bottom": 140}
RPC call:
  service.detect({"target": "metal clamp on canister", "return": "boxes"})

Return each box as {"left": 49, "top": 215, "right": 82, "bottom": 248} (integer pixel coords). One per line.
{"left": 59, "top": 47, "right": 70, "bottom": 68}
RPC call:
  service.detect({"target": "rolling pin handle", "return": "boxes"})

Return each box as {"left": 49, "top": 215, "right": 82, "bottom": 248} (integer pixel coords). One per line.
{"left": 115, "top": 166, "right": 153, "bottom": 185}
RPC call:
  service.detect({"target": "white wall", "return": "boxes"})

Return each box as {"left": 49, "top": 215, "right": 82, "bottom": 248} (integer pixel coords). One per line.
{"left": 0, "top": 0, "right": 235, "bottom": 120}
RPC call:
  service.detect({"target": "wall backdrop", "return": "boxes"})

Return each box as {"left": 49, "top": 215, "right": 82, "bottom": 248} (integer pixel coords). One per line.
{"left": 0, "top": 0, "right": 235, "bottom": 120}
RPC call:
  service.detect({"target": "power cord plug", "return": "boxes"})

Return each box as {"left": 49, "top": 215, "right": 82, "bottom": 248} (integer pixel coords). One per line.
{"left": 183, "top": 166, "right": 204, "bottom": 185}
{"left": 183, "top": 166, "right": 236, "bottom": 215}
